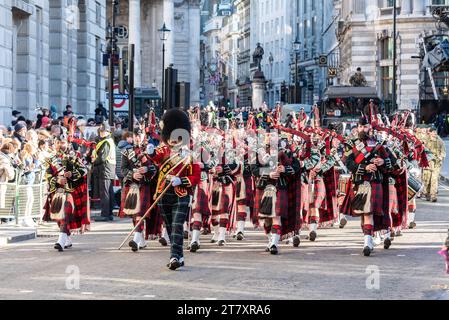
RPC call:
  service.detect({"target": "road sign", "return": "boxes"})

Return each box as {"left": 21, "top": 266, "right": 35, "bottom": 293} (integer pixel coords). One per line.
{"left": 319, "top": 55, "right": 328, "bottom": 67}
{"left": 105, "top": 84, "right": 129, "bottom": 111}
{"left": 113, "top": 94, "right": 129, "bottom": 99}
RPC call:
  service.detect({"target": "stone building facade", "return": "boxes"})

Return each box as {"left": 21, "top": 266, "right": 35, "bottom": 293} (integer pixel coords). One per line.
{"left": 335, "top": 0, "right": 437, "bottom": 111}
{"left": 0, "top": 0, "right": 106, "bottom": 123}
{"left": 108, "top": 0, "right": 201, "bottom": 106}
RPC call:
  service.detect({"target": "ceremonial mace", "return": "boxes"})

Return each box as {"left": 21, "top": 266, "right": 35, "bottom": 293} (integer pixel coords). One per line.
{"left": 118, "top": 156, "right": 192, "bottom": 250}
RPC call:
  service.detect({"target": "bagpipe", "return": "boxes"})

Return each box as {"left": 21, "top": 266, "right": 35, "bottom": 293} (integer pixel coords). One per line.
{"left": 372, "top": 121, "right": 429, "bottom": 169}
{"left": 143, "top": 109, "right": 161, "bottom": 141}
{"left": 66, "top": 116, "right": 96, "bottom": 150}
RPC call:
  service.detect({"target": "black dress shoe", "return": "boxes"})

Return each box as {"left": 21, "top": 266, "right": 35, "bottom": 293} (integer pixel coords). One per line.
{"left": 218, "top": 240, "right": 225, "bottom": 247}
{"left": 159, "top": 237, "right": 168, "bottom": 247}
{"left": 64, "top": 244, "right": 73, "bottom": 249}
{"left": 384, "top": 238, "right": 392, "bottom": 250}
{"left": 54, "top": 243, "right": 64, "bottom": 252}
{"left": 190, "top": 242, "right": 200, "bottom": 253}
{"left": 432, "top": 198, "right": 437, "bottom": 203}
{"left": 167, "top": 258, "right": 181, "bottom": 271}
{"left": 236, "top": 232, "right": 244, "bottom": 241}
{"left": 408, "top": 222, "right": 417, "bottom": 229}
{"left": 183, "top": 231, "right": 189, "bottom": 240}
{"left": 129, "top": 240, "right": 139, "bottom": 252}
{"left": 265, "top": 246, "right": 270, "bottom": 252}
{"left": 363, "top": 246, "right": 372, "bottom": 257}
{"left": 210, "top": 239, "right": 217, "bottom": 243}
{"left": 309, "top": 231, "right": 317, "bottom": 242}
{"left": 339, "top": 218, "right": 347, "bottom": 229}
{"left": 293, "top": 236, "right": 300, "bottom": 247}
{"left": 269, "top": 245, "right": 278, "bottom": 255}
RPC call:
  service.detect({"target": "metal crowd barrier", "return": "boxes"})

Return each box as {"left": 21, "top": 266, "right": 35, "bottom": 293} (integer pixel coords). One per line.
{"left": 0, "top": 169, "right": 47, "bottom": 225}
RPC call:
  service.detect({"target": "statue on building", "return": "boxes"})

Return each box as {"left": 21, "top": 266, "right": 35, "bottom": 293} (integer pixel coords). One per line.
{"left": 253, "top": 43, "right": 264, "bottom": 71}
{"left": 349, "top": 67, "right": 368, "bottom": 87}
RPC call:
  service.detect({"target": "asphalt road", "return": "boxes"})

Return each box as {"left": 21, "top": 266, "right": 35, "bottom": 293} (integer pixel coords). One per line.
{"left": 0, "top": 184, "right": 449, "bottom": 300}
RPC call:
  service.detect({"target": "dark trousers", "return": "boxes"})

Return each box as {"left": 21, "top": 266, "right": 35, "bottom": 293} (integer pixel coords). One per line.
{"left": 158, "top": 189, "right": 190, "bottom": 260}
{"left": 100, "top": 178, "right": 114, "bottom": 217}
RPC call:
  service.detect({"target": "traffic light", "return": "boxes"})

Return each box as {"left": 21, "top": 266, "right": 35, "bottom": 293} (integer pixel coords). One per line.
{"left": 119, "top": 58, "right": 126, "bottom": 94}
{"left": 281, "top": 83, "right": 287, "bottom": 102}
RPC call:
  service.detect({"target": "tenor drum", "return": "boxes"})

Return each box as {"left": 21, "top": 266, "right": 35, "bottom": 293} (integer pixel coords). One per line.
{"left": 408, "top": 175, "right": 423, "bottom": 201}
{"left": 338, "top": 174, "right": 351, "bottom": 196}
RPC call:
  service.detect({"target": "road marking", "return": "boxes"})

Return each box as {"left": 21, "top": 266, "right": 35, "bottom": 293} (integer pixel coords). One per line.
{"left": 397, "top": 255, "right": 406, "bottom": 257}
{"left": 350, "top": 254, "right": 359, "bottom": 256}
{"left": 81, "top": 292, "right": 93, "bottom": 295}
{"left": 144, "top": 295, "right": 156, "bottom": 298}
{"left": 19, "top": 290, "right": 33, "bottom": 293}
{"left": 306, "top": 253, "right": 315, "bottom": 255}
{"left": 205, "top": 298, "right": 217, "bottom": 300}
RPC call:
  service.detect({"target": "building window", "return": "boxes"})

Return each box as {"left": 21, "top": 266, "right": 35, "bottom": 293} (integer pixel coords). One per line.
{"left": 96, "top": 2, "right": 102, "bottom": 25}
{"left": 432, "top": 0, "right": 449, "bottom": 5}
{"left": 382, "top": 0, "right": 395, "bottom": 8}
{"left": 380, "top": 37, "right": 393, "bottom": 60}
{"left": 381, "top": 66, "right": 393, "bottom": 100}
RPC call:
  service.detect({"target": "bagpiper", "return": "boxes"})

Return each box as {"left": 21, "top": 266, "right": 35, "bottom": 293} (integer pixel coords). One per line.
{"left": 43, "top": 135, "right": 89, "bottom": 251}
{"left": 252, "top": 132, "right": 301, "bottom": 254}
{"left": 209, "top": 118, "right": 240, "bottom": 246}
{"left": 149, "top": 108, "right": 201, "bottom": 270}
{"left": 189, "top": 121, "right": 214, "bottom": 252}
{"left": 342, "top": 117, "right": 397, "bottom": 256}
{"left": 120, "top": 127, "right": 158, "bottom": 252}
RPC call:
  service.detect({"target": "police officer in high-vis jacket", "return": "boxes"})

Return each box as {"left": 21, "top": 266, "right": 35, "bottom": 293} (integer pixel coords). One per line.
{"left": 93, "top": 122, "right": 116, "bottom": 220}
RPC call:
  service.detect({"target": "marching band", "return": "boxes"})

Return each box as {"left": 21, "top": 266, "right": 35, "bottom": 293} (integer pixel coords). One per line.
{"left": 43, "top": 104, "right": 436, "bottom": 270}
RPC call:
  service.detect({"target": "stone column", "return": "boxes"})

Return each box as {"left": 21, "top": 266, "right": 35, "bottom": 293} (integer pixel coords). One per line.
{"left": 401, "top": 0, "right": 412, "bottom": 15}
{"left": 252, "top": 70, "right": 266, "bottom": 110}
{"left": 163, "top": 0, "right": 175, "bottom": 67}
{"left": 128, "top": 0, "right": 142, "bottom": 88}
{"left": 364, "top": 0, "right": 378, "bottom": 21}
{"left": 189, "top": 4, "right": 201, "bottom": 104}
{"left": 413, "top": 0, "right": 425, "bottom": 15}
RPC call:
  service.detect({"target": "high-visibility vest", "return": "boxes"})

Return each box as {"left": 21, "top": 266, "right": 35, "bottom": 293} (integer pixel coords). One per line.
{"left": 94, "top": 137, "right": 116, "bottom": 165}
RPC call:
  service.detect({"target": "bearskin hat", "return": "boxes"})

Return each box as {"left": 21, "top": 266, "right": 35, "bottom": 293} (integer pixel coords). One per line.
{"left": 358, "top": 116, "right": 369, "bottom": 126}
{"left": 161, "top": 108, "right": 191, "bottom": 144}
{"left": 218, "top": 118, "right": 230, "bottom": 132}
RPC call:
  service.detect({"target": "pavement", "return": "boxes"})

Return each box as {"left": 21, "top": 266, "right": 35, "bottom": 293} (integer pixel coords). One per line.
{"left": 0, "top": 185, "right": 448, "bottom": 300}
{"left": 441, "top": 139, "right": 449, "bottom": 182}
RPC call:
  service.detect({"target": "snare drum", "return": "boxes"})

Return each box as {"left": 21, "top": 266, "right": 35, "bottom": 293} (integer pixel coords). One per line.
{"left": 338, "top": 174, "right": 351, "bottom": 196}
{"left": 408, "top": 175, "right": 423, "bottom": 201}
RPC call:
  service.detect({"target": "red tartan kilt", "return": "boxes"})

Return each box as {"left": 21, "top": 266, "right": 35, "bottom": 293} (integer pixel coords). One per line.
{"left": 312, "top": 178, "right": 326, "bottom": 209}
{"left": 43, "top": 188, "right": 87, "bottom": 232}
{"left": 389, "top": 183, "right": 402, "bottom": 228}
{"left": 370, "top": 182, "right": 384, "bottom": 216}
{"left": 254, "top": 187, "right": 288, "bottom": 219}
{"left": 341, "top": 181, "right": 384, "bottom": 217}
{"left": 212, "top": 183, "right": 234, "bottom": 216}
{"left": 300, "top": 183, "right": 310, "bottom": 214}
{"left": 193, "top": 179, "right": 211, "bottom": 216}
{"left": 119, "top": 183, "right": 153, "bottom": 218}
{"left": 72, "top": 182, "right": 89, "bottom": 226}
{"left": 244, "top": 175, "right": 255, "bottom": 207}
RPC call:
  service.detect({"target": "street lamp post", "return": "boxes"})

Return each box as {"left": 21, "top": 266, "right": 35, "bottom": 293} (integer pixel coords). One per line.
{"left": 158, "top": 22, "right": 171, "bottom": 111}
{"left": 269, "top": 52, "right": 274, "bottom": 105}
{"left": 107, "top": 0, "right": 119, "bottom": 126}
{"left": 293, "top": 37, "right": 301, "bottom": 104}
{"left": 392, "top": 0, "right": 397, "bottom": 112}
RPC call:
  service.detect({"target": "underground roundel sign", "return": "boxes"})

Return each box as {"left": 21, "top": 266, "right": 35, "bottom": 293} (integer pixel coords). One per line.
{"left": 112, "top": 84, "right": 128, "bottom": 109}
